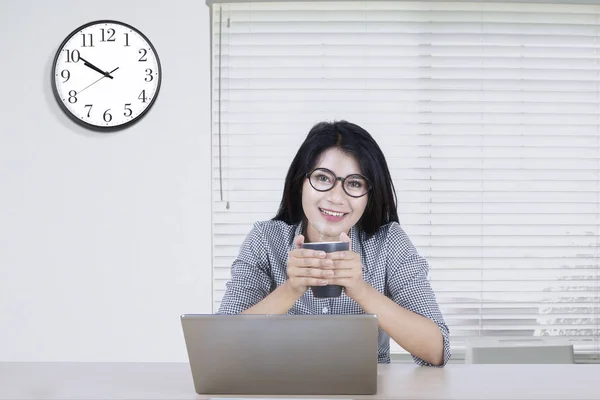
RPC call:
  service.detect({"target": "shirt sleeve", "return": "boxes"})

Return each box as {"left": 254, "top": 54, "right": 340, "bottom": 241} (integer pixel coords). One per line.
{"left": 385, "top": 223, "right": 451, "bottom": 367}
{"left": 217, "top": 222, "right": 275, "bottom": 315}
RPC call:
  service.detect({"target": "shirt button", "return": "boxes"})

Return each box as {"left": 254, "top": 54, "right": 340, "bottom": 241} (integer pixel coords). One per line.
{"left": 322, "top": 307, "right": 329, "bottom": 314}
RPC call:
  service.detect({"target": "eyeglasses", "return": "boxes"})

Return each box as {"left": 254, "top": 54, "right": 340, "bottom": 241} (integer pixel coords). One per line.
{"left": 305, "top": 168, "right": 372, "bottom": 198}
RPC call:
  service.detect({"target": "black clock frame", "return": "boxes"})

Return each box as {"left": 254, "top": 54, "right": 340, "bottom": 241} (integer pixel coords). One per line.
{"left": 51, "top": 19, "right": 162, "bottom": 132}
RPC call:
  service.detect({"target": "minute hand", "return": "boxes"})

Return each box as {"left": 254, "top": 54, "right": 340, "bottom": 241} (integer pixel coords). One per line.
{"left": 79, "top": 56, "right": 114, "bottom": 79}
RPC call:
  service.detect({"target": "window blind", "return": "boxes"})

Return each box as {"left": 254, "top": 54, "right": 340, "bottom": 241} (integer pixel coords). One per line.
{"left": 209, "top": 0, "right": 600, "bottom": 358}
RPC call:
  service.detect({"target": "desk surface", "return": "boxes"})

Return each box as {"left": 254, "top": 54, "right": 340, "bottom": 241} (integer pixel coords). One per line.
{"left": 1, "top": 362, "right": 599, "bottom": 400}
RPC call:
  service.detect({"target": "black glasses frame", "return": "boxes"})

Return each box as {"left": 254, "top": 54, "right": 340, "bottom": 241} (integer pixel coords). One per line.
{"left": 305, "top": 168, "right": 372, "bottom": 198}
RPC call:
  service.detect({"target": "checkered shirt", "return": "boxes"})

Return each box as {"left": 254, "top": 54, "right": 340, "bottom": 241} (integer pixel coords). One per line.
{"left": 217, "top": 219, "right": 451, "bottom": 367}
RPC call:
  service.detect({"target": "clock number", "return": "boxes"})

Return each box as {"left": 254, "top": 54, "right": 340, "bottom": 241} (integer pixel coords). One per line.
{"left": 84, "top": 104, "right": 93, "bottom": 118}
{"left": 138, "top": 90, "right": 147, "bottom": 103}
{"left": 101, "top": 28, "right": 116, "bottom": 42}
{"left": 145, "top": 68, "right": 153, "bottom": 82}
{"left": 61, "top": 70, "right": 70, "bottom": 83}
{"left": 81, "top": 33, "right": 94, "bottom": 47}
{"left": 64, "top": 49, "right": 80, "bottom": 63}
{"left": 138, "top": 49, "right": 148, "bottom": 62}
{"left": 124, "top": 104, "right": 133, "bottom": 117}
{"left": 68, "top": 90, "right": 77, "bottom": 104}
{"left": 124, "top": 32, "right": 130, "bottom": 47}
{"left": 103, "top": 109, "right": 113, "bottom": 122}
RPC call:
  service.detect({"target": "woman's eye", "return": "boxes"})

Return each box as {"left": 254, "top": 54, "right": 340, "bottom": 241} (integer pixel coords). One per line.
{"left": 316, "top": 174, "right": 331, "bottom": 182}
{"left": 348, "top": 180, "right": 363, "bottom": 188}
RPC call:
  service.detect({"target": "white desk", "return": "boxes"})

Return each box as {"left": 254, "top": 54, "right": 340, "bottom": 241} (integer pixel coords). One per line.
{"left": 1, "top": 362, "right": 599, "bottom": 399}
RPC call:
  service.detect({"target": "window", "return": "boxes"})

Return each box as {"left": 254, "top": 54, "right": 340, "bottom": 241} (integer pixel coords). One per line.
{"left": 209, "top": 0, "right": 600, "bottom": 359}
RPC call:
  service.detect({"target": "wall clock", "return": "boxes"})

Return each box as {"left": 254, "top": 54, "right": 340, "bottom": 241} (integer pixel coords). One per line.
{"left": 51, "top": 20, "right": 162, "bottom": 131}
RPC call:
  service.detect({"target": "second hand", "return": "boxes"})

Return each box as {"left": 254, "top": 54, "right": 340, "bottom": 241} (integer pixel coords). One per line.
{"left": 78, "top": 67, "right": 120, "bottom": 94}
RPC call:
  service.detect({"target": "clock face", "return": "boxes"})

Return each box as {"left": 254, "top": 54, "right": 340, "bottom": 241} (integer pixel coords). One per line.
{"left": 51, "top": 20, "right": 161, "bottom": 131}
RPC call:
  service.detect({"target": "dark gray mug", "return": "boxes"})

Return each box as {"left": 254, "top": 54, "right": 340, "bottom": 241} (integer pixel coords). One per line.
{"left": 301, "top": 241, "right": 350, "bottom": 298}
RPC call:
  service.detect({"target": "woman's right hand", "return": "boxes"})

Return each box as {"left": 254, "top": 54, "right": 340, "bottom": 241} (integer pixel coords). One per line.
{"left": 286, "top": 234, "right": 334, "bottom": 295}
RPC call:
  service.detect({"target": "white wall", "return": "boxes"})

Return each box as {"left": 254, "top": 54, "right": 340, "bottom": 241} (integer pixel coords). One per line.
{"left": 0, "top": 0, "right": 212, "bottom": 362}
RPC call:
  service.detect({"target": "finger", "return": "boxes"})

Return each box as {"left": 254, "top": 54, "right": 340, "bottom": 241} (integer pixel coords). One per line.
{"left": 298, "top": 258, "right": 336, "bottom": 269}
{"left": 327, "top": 270, "right": 356, "bottom": 279}
{"left": 300, "top": 277, "right": 330, "bottom": 286}
{"left": 303, "top": 248, "right": 327, "bottom": 258}
{"left": 289, "top": 268, "right": 334, "bottom": 282}
{"left": 331, "top": 261, "right": 354, "bottom": 270}
{"left": 294, "top": 234, "right": 305, "bottom": 249}
{"left": 299, "top": 257, "right": 331, "bottom": 268}
{"left": 295, "top": 267, "right": 335, "bottom": 279}
{"left": 292, "top": 248, "right": 326, "bottom": 259}
{"left": 289, "top": 274, "right": 329, "bottom": 287}
{"left": 326, "top": 251, "right": 356, "bottom": 260}
{"left": 327, "top": 278, "right": 351, "bottom": 287}
{"left": 320, "top": 258, "right": 335, "bottom": 268}
{"left": 289, "top": 256, "right": 318, "bottom": 268}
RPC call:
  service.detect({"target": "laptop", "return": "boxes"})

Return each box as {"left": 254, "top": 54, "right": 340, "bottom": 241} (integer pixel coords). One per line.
{"left": 180, "top": 313, "right": 379, "bottom": 396}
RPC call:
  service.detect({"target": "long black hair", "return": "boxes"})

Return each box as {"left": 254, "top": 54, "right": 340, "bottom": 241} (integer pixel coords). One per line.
{"left": 272, "top": 120, "right": 399, "bottom": 235}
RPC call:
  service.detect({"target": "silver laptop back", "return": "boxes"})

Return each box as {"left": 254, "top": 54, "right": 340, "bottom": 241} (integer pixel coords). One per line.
{"left": 180, "top": 314, "right": 379, "bottom": 395}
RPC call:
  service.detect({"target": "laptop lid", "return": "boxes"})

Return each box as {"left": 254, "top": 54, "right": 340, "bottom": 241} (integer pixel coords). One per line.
{"left": 180, "top": 313, "right": 379, "bottom": 396}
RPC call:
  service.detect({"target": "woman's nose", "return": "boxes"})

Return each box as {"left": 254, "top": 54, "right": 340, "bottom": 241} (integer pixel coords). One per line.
{"left": 326, "top": 180, "right": 346, "bottom": 202}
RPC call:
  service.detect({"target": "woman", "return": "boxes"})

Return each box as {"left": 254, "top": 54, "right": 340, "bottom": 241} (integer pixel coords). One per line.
{"left": 218, "top": 120, "right": 451, "bottom": 367}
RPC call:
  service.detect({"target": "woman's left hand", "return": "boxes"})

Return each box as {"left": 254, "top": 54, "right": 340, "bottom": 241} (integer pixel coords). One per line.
{"left": 327, "top": 232, "right": 370, "bottom": 301}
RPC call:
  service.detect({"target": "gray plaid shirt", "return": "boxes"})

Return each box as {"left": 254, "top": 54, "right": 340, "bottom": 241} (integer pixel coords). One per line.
{"left": 218, "top": 219, "right": 451, "bottom": 367}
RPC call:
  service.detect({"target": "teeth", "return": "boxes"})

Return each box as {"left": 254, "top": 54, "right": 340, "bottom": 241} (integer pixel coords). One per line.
{"left": 320, "top": 208, "right": 344, "bottom": 217}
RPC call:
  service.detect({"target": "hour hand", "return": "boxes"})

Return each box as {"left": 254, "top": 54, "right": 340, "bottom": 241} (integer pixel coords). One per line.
{"left": 79, "top": 56, "right": 114, "bottom": 79}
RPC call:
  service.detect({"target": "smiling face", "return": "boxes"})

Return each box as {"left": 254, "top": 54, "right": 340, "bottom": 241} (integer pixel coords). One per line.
{"left": 302, "top": 147, "right": 369, "bottom": 243}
